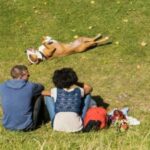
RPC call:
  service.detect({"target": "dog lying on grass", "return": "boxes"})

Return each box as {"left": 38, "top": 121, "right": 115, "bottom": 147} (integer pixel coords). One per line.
{"left": 25, "top": 34, "right": 111, "bottom": 64}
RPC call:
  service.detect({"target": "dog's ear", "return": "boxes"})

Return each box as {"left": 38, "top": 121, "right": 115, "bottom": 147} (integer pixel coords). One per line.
{"left": 28, "top": 54, "right": 39, "bottom": 64}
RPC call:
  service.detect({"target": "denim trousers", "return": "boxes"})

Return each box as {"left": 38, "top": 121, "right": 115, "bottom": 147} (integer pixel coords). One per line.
{"left": 44, "top": 95, "right": 91, "bottom": 125}
{"left": 24, "top": 95, "right": 43, "bottom": 131}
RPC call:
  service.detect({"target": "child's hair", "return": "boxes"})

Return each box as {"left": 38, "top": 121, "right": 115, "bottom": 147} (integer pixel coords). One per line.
{"left": 52, "top": 68, "right": 78, "bottom": 88}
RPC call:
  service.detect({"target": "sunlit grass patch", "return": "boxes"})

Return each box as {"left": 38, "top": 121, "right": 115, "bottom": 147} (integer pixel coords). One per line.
{"left": 0, "top": 0, "right": 150, "bottom": 149}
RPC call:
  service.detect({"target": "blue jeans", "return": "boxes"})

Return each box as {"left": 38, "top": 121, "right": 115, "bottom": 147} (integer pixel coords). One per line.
{"left": 44, "top": 95, "right": 91, "bottom": 125}
{"left": 23, "top": 95, "right": 43, "bottom": 131}
{"left": 81, "top": 95, "right": 91, "bottom": 119}
{"left": 44, "top": 96, "right": 55, "bottom": 124}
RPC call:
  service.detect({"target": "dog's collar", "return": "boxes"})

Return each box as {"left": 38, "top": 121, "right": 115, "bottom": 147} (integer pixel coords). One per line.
{"left": 38, "top": 51, "right": 47, "bottom": 60}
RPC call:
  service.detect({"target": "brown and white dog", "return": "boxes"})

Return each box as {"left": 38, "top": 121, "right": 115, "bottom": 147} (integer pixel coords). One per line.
{"left": 25, "top": 34, "right": 111, "bottom": 64}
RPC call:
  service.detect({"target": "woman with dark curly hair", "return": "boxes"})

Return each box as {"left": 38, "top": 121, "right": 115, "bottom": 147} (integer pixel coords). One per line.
{"left": 42, "top": 68, "right": 93, "bottom": 132}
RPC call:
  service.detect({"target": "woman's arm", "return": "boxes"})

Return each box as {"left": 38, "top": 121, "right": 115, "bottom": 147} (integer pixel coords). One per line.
{"left": 41, "top": 90, "right": 51, "bottom": 96}
{"left": 75, "top": 82, "right": 93, "bottom": 95}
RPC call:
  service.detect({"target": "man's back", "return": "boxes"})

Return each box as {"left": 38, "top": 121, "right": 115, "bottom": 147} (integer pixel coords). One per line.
{"left": 0, "top": 79, "right": 44, "bottom": 130}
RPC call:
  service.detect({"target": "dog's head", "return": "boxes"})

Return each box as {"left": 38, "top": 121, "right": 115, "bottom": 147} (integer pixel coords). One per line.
{"left": 25, "top": 48, "right": 42, "bottom": 64}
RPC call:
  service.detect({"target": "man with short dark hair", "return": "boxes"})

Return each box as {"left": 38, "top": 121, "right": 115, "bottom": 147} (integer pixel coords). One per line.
{"left": 0, "top": 65, "right": 44, "bottom": 131}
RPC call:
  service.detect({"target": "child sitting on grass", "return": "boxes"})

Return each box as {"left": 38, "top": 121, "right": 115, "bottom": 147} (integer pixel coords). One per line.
{"left": 42, "top": 68, "right": 93, "bottom": 132}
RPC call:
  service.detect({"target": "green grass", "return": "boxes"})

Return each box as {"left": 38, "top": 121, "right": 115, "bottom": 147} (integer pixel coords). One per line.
{"left": 0, "top": 0, "right": 150, "bottom": 149}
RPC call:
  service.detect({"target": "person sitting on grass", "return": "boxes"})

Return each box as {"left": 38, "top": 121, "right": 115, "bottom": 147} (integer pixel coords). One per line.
{"left": 0, "top": 65, "right": 44, "bottom": 131}
{"left": 42, "top": 67, "right": 93, "bottom": 132}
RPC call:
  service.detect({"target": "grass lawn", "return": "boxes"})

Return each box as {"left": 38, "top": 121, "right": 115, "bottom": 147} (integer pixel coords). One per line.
{"left": 0, "top": 0, "right": 150, "bottom": 149}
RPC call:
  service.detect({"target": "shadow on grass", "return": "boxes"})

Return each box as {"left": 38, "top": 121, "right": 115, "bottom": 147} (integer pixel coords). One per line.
{"left": 91, "top": 95, "right": 110, "bottom": 109}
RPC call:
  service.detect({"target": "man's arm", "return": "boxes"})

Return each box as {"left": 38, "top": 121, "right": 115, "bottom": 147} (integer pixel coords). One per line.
{"left": 0, "top": 85, "right": 3, "bottom": 105}
{"left": 75, "top": 82, "right": 93, "bottom": 95}
{"left": 32, "top": 83, "right": 44, "bottom": 96}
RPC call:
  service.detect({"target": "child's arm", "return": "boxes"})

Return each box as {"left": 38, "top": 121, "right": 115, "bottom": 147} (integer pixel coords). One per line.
{"left": 75, "top": 82, "right": 93, "bottom": 95}
{"left": 41, "top": 90, "right": 51, "bottom": 96}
